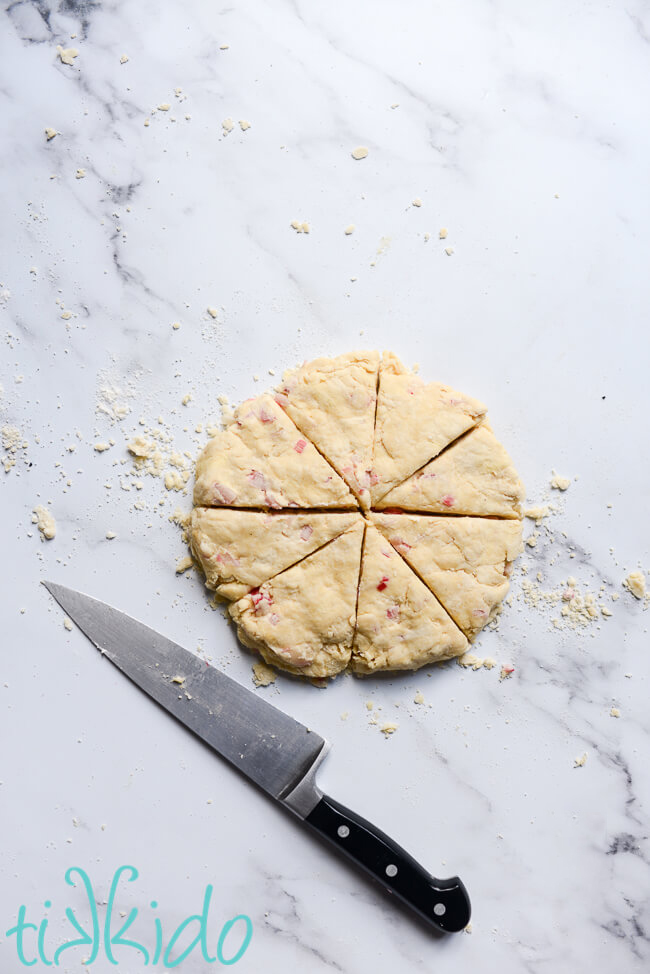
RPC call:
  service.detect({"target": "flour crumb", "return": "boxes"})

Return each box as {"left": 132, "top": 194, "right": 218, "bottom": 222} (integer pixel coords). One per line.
{"left": 171, "top": 675, "right": 185, "bottom": 685}
{"left": 344, "top": 224, "right": 355, "bottom": 235}
{"left": 380, "top": 722, "right": 398, "bottom": 736}
{"left": 414, "top": 691, "right": 425, "bottom": 704}
{"left": 610, "top": 707, "right": 621, "bottom": 718}
{"left": 33, "top": 505, "right": 56, "bottom": 540}
{"left": 60, "top": 310, "right": 72, "bottom": 320}
{"left": 290, "top": 220, "right": 310, "bottom": 233}
{"left": 175, "top": 555, "right": 193, "bottom": 574}
{"left": 222, "top": 117, "right": 234, "bottom": 135}
{"left": 550, "top": 471, "right": 571, "bottom": 491}
{"left": 340, "top": 711, "right": 349, "bottom": 721}
{"left": 120, "top": 54, "right": 129, "bottom": 64}
{"left": 3, "top": 425, "right": 27, "bottom": 473}
{"left": 351, "top": 146, "right": 369, "bottom": 160}
{"left": 465, "top": 922, "right": 473, "bottom": 934}
{"left": 239, "top": 120, "right": 251, "bottom": 131}
{"left": 623, "top": 571, "right": 646, "bottom": 599}
{"left": 439, "top": 228, "right": 448, "bottom": 239}
{"left": 412, "top": 198, "right": 422, "bottom": 207}
{"left": 574, "top": 753, "right": 587, "bottom": 768}
{"left": 253, "top": 662, "right": 277, "bottom": 687}
{"left": 56, "top": 46, "right": 78, "bottom": 66}
{"left": 45, "top": 127, "right": 57, "bottom": 141}
{"left": 105, "top": 531, "right": 116, "bottom": 540}
{"left": 172, "top": 321, "right": 181, "bottom": 330}
{"left": 63, "top": 617, "right": 74, "bottom": 631}
{"left": 158, "top": 103, "right": 171, "bottom": 112}
{"left": 365, "top": 701, "right": 374, "bottom": 711}
{"left": 444, "top": 247, "right": 454, "bottom": 256}
{"left": 524, "top": 505, "right": 550, "bottom": 524}
{"left": 94, "top": 442, "right": 111, "bottom": 452}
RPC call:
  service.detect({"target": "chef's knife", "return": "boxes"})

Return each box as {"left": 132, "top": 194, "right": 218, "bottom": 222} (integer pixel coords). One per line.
{"left": 43, "top": 580, "right": 471, "bottom": 934}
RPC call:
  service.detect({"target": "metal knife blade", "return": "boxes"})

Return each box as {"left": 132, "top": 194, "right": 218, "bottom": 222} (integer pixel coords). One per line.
{"left": 43, "top": 580, "right": 472, "bottom": 933}
{"left": 42, "top": 581, "right": 328, "bottom": 812}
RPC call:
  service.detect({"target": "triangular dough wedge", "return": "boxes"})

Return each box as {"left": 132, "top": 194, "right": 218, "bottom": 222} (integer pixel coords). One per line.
{"left": 372, "top": 514, "right": 523, "bottom": 640}
{"left": 376, "top": 425, "right": 524, "bottom": 517}
{"left": 371, "top": 352, "right": 487, "bottom": 504}
{"left": 193, "top": 394, "right": 355, "bottom": 509}
{"left": 276, "top": 351, "right": 379, "bottom": 510}
{"left": 351, "top": 525, "right": 467, "bottom": 673}
{"left": 229, "top": 521, "right": 365, "bottom": 678}
{"left": 190, "top": 509, "right": 362, "bottom": 601}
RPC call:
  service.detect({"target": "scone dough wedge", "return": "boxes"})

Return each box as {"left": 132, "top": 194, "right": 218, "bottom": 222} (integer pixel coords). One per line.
{"left": 352, "top": 524, "right": 467, "bottom": 673}
{"left": 371, "top": 352, "right": 486, "bottom": 505}
{"left": 194, "top": 394, "right": 355, "bottom": 509}
{"left": 276, "top": 351, "right": 379, "bottom": 510}
{"left": 229, "top": 521, "right": 365, "bottom": 678}
{"left": 190, "top": 509, "right": 361, "bottom": 601}
{"left": 372, "top": 514, "right": 523, "bottom": 640}
{"left": 376, "top": 424, "right": 524, "bottom": 517}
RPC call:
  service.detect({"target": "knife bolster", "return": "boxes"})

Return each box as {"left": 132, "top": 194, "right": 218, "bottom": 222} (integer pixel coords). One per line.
{"left": 281, "top": 740, "right": 330, "bottom": 818}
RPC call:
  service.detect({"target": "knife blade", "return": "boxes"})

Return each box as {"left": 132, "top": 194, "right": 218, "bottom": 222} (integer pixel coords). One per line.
{"left": 43, "top": 580, "right": 471, "bottom": 934}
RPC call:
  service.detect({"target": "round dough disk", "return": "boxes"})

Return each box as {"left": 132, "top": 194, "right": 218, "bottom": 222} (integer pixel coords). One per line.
{"left": 190, "top": 351, "right": 525, "bottom": 679}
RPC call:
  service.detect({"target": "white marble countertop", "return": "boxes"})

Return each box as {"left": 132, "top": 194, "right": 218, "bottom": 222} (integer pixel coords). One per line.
{"left": 2, "top": 1, "right": 649, "bottom": 971}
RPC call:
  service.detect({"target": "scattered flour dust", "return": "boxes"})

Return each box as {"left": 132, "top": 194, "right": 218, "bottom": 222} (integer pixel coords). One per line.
{"left": 252, "top": 662, "right": 276, "bottom": 687}
{"left": 32, "top": 505, "right": 56, "bottom": 540}
{"left": 2, "top": 425, "right": 27, "bottom": 472}
{"left": 519, "top": 575, "right": 610, "bottom": 629}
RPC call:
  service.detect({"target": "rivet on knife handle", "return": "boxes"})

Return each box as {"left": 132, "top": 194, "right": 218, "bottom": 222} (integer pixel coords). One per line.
{"left": 304, "top": 794, "right": 471, "bottom": 934}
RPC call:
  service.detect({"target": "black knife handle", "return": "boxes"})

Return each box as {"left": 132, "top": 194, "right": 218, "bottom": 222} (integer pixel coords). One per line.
{"left": 305, "top": 793, "right": 470, "bottom": 933}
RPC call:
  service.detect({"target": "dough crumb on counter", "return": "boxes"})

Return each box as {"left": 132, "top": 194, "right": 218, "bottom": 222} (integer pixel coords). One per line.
{"left": 524, "top": 505, "right": 550, "bottom": 523}
{"left": 610, "top": 707, "right": 621, "bottom": 718}
{"left": 176, "top": 555, "right": 193, "bottom": 574}
{"left": 380, "top": 722, "right": 398, "bottom": 736}
{"left": 239, "top": 120, "right": 251, "bottom": 131}
{"left": 45, "top": 127, "right": 57, "bottom": 140}
{"left": 344, "top": 224, "right": 355, "bottom": 235}
{"left": 351, "top": 146, "right": 368, "bottom": 160}
{"left": 94, "top": 441, "right": 111, "bottom": 452}
{"left": 222, "top": 117, "right": 234, "bottom": 134}
{"left": 412, "top": 198, "right": 422, "bottom": 207}
{"left": 105, "top": 531, "right": 116, "bottom": 540}
{"left": 290, "top": 220, "right": 310, "bottom": 233}
{"left": 207, "top": 307, "right": 218, "bottom": 319}
{"left": 439, "top": 228, "right": 448, "bottom": 239}
{"left": 499, "top": 664, "right": 514, "bottom": 681}
{"left": 574, "top": 753, "right": 587, "bottom": 768}
{"left": 75, "top": 169, "right": 85, "bottom": 179}
{"left": 158, "top": 103, "right": 171, "bottom": 111}
{"left": 414, "top": 691, "right": 425, "bottom": 704}
{"left": 3, "top": 425, "right": 27, "bottom": 472}
{"left": 550, "top": 470, "right": 571, "bottom": 491}
{"left": 63, "top": 617, "right": 74, "bottom": 631}
{"left": 444, "top": 247, "right": 454, "bottom": 256}
{"left": 623, "top": 571, "right": 646, "bottom": 599}
{"left": 56, "top": 45, "right": 78, "bottom": 66}
{"left": 252, "top": 661, "right": 277, "bottom": 687}
{"left": 120, "top": 54, "right": 129, "bottom": 63}
{"left": 33, "top": 505, "right": 56, "bottom": 540}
